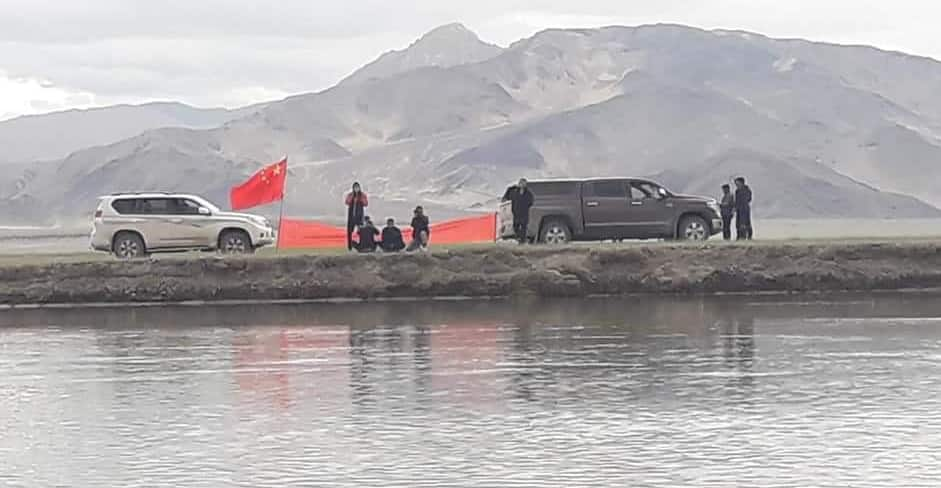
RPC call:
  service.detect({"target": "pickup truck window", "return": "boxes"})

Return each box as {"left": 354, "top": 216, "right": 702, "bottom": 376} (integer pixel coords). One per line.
{"left": 531, "top": 182, "right": 577, "bottom": 196}
{"left": 631, "top": 182, "right": 664, "bottom": 200}
{"left": 587, "top": 181, "right": 626, "bottom": 198}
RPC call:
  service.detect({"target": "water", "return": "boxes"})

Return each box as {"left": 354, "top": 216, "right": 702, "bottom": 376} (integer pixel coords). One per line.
{"left": 2, "top": 295, "right": 941, "bottom": 487}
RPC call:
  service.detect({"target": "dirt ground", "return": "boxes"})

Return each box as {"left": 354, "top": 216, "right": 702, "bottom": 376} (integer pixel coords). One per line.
{"left": 2, "top": 241, "right": 941, "bottom": 306}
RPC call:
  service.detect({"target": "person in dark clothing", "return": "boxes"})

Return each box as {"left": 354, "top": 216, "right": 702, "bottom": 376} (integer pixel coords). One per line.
{"left": 407, "top": 206, "right": 430, "bottom": 252}
{"left": 345, "top": 182, "right": 369, "bottom": 251}
{"left": 734, "top": 177, "right": 753, "bottom": 240}
{"left": 502, "top": 178, "right": 535, "bottom": 244}
{"left": 356, "top": 216, "right": 380, "bottom": 253}
{"left": 381, "top": 217, "right": 406, "bottom": 252}
{"left": 719, "top": 184, "right": 735, "bottom": 241}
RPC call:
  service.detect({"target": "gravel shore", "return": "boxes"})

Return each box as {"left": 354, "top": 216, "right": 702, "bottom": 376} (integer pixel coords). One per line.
{"left": 2, "top": 242, "right": 941, "bottom": 306}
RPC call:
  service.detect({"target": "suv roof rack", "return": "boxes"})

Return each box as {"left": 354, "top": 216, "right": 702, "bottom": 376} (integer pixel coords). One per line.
{"left": 108, "top": 191, "right": 173, "bottom": 196}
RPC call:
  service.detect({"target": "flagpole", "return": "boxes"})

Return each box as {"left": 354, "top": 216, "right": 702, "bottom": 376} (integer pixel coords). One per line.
{"left": 276, "top": 156, "right": 287, "bottom": 253}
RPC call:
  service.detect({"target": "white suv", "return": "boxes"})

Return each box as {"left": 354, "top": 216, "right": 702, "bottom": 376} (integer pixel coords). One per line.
{"left": 90, "top": 193, "right": 276, "bottom": 258}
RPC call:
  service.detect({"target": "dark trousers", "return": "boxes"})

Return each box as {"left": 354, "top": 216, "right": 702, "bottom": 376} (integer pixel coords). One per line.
{"left": 513, "top": 218, "right": 529, "bottom": 244}
{"left": 346, "top": 222, "right": 356, "bottom": 250}
{"left": 721, "top": 213, "right": 734, "bottom": 240}
{"left": 736, "top": 209, "right": 753, "bottom": 240}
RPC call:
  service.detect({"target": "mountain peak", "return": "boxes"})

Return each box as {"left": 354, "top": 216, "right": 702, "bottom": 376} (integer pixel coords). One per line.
{"left": 341, "top": 23, "right": 503, "bottom": 85}
{"left": 417, "top": 23, "right": 478, "bottom": 42}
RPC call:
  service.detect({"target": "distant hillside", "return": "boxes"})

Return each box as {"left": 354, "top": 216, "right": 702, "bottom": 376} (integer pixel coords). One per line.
{"left": 2, "top": 23, "right": 941, "bottom": 225}
{"left": 0, "top": 101, "right": 263, "bottom": 164}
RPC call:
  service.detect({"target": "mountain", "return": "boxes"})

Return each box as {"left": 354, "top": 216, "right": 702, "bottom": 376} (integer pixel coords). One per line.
{"left": 2, "top": 23, "right": 941, "bottom": 225}
{"left": 340, "top": 23, "right": 503, "bottom": 85}
{"left": 0, "top": 101, "right": 264, "bottom": 165}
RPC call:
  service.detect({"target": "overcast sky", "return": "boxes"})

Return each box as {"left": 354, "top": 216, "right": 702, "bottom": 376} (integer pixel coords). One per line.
{"left": 1, "top": 0, "right": 939, "bottom": 120}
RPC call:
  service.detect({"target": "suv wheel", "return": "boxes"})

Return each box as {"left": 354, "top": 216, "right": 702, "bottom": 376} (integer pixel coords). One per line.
{"left": 539, "top": 219, "right": 572, "bottom": 245}
{"left": 678, "top": 215, "right": 709, "bottom": 241}
{"left": 219, "top": 230, "right": 254, "bottom": 255}
{"left": 113, "top": 232, "right": 147, "bottom": 259}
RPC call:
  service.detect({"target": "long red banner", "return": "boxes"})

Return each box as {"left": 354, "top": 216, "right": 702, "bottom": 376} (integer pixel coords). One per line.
{"left": 278, "top": 213, "right": 497, "bottom": 249}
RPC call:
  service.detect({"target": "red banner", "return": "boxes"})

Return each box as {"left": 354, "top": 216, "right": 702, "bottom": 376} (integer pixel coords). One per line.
{"left": 278, "top": 213, "right": 497, "bottom": 249}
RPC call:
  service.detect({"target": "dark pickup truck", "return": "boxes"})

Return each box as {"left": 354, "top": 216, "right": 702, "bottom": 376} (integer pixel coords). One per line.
{"left": 498, "top": 178, "right": 723, "bottom": 243}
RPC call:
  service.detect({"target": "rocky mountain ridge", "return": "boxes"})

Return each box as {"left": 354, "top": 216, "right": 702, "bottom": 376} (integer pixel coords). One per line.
{"left": 2, "top": 23, "right": 940, "bottom": 225}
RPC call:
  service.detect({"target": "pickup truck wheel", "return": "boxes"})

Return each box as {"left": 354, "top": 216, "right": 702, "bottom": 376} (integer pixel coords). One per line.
{"left": 539, "top": 219, "right": 572, "bottom": 245}
{"left": 112, "top": 232, "right": 147, "bottom": 259}
{"left": 678, "top": 215, "right": 709, "bottom": 241}
{"left": 219, "top": 230, "right": 254, "bottom": 255}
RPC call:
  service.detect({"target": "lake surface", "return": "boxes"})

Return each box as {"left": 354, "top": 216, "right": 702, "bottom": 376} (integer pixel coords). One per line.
{"left": 2, "top": 295, "right": 941, "bottom": 487}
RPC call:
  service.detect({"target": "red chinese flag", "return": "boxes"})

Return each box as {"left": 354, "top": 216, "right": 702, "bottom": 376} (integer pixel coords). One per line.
{"left": 230, "top": 158, "right": 287, "bottom": 210}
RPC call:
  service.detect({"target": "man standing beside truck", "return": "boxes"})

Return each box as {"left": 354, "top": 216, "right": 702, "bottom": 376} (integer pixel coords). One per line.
{"left": 734, "top": 177, "right": 754, "bottom": 240}
{"left": 719, "top": 184, "right": 735, "bottom": 241}
{"left": 502, "top": 178, "right": 535, "bottom": 244}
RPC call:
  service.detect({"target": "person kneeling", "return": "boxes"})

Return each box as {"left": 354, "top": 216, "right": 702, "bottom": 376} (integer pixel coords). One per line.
{"left": 356, "top": 216, "right": 380, "bottom": 253}
{"left": 381, "top": 217, "right": 406, "bottom": 253}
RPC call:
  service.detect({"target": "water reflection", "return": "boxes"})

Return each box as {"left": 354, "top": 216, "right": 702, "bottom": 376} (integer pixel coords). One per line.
{"left": 2, "top": 294, "right": 941, "bottom": 487}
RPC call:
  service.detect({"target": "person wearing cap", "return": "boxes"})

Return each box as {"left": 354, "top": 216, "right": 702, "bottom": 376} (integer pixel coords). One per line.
{"left": 381, "top": 217, "right": 406, "bottom": 252}
{"left": 407, "top": 206, "right": 430, "bottom": 252}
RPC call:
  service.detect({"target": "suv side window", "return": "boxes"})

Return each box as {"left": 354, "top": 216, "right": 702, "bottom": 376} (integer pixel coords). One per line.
{"left": 588, "top": 181, "right": 627, "bottom": 198}
{"left": 174, "top": 199, "right": 202, "bottom": 215}
{"left": 111, "top": 199, "right": 137, "bottom": 215}
{"left": 140, "top": 198, "right": 173, "bottom": 215}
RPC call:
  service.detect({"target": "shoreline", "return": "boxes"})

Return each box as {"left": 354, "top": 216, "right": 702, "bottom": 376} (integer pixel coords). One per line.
{"left": 2, "top": 242, "right": 941, "bottom": 306}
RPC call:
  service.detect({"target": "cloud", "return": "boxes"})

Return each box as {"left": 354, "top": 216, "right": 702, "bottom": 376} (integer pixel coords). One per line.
{"left": 0, "top": 0, "right": 939, "bottom": 118}
{"left": 0, "top": 72, "right": 97, "bottom": 121}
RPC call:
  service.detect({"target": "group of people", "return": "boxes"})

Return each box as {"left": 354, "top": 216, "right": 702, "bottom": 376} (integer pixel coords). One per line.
{"left": 719, "top": 177, "right": 754, "bottom": 241}
{"left": 345, "top": 182, "right": 430, "bottom": 253}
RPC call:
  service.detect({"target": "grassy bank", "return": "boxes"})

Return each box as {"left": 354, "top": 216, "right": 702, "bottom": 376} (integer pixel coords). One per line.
{"left": 2, "top": 240, "right": 941, "bottom": 306}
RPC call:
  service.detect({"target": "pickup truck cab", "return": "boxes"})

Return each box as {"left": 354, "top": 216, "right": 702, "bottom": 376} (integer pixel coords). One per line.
{"left": 498, "top": 178, "right": 722, "bottom": 243}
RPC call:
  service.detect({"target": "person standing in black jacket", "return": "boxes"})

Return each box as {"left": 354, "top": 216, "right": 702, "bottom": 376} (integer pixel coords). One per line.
{"left": 734, "top": 177, "right": 754, "bottom": 240}
{"left": 502, "top": 178, "right": 535, "bottom": 244}
{"left": 719, "top": 184, "right": 735, "bottom": 241}
{"left": 345, "top": 182, "right": 369, "bottom": 251}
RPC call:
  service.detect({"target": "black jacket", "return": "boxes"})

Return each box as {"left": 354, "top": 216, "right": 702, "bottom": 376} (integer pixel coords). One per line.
{"left": 357, "top": 224, "right": 379, "bottom": 252}
{"left": 411, "top": 215, "right": 430, "bottom": 237}
{"left": 381, "top": 226, "right": 405, "bottom": 252}
{"left": 719, "top": 192, "right": 735, "bottom": 217}
{"left": 502, "top": 186, "right": 535, "bottom": 219}
{"left": 735, "top": 185, "right": 753, "bottom": 212}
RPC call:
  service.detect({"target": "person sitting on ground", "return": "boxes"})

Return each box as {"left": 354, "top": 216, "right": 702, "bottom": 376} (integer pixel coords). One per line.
{"left": 406, "top": 206, "right": 430, "bottom": 252}
{"left": 381, "top": 217, "right": 406, "bottom": 253}
{"left": 356, "top": 216, "right": 380, "bottom": 253}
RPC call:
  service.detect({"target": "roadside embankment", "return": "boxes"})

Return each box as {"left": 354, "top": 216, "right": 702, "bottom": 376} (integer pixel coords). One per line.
{"left": 2, "top": 242, "right": 941, "bottom": 306}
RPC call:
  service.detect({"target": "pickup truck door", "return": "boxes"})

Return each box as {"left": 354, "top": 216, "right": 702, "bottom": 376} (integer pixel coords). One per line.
{"left": 582, "top": 180, "right": 633, "bottom": 238}
{"left": 628, "top": 181, "right": 673, "bottom": 237}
